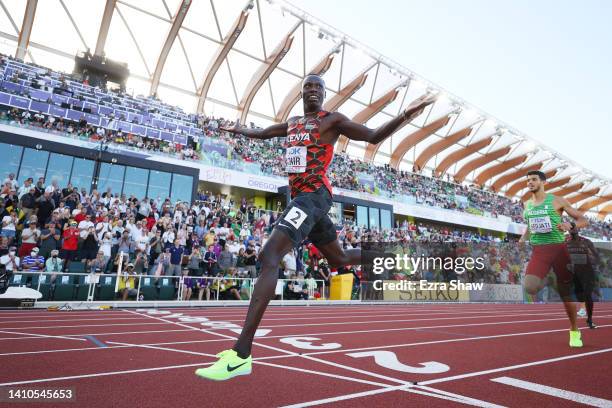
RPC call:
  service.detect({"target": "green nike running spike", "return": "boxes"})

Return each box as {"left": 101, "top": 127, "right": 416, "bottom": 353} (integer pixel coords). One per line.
{"left": 569, "top": 330, "right": 583, "bottom": 348}
{"left": 195, "top": 349, "right": 252, "bottom": 381}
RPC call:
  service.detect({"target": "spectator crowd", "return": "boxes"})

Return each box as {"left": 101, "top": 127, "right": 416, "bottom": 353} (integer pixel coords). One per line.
{"left": 2, "top": 53, "right": 609, "bottom": 231}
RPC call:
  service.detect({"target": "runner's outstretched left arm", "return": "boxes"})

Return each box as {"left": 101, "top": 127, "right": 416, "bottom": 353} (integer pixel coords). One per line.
{"left": 336, "top": 93, "right": 438, "bottom": 145}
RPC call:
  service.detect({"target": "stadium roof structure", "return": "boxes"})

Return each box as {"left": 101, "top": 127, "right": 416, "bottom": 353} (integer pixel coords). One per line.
{"left": 0, "top": 0, "right": 610, "bottom": 218}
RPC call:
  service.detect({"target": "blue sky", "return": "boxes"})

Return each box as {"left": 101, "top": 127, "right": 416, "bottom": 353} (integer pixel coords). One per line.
{"left": 291, "top": 0, "right": 612, "bottom": 177}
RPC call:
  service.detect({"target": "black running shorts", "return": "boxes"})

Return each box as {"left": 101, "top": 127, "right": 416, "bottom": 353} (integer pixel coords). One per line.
{"left": 275, "top": 187, "right": 336, "bottom": 247}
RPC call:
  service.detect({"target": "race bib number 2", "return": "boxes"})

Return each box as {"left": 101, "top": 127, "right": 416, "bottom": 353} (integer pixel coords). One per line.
{"left": 529, "top": 216, "right": 552, "bottom": 234}
{"left": 283, "top": 206, "right": 308, "bottom": 229}
{"left": 286, "top": 146, "right": 307, "bottom": 173}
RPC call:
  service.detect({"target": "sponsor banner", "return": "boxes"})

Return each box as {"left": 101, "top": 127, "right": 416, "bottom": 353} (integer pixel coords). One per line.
{"left": 197, "top": 165, "right": 285, "bottom": 193}
{"left": 381, "top": 281, "right": 470, "bottom": 302}
{"left": 333, "top": 187, "right": 525, "bottom": 235}
{"left": 357, "top": 172, "right": 376, "bottom": 192}
{"left": 455, "top": 195, "right": 469, "bottom": 209}
{"left": 394, "top": 199, "right": 525, "bottom": 235}
{"left": 469, "top": 284, "right": 524, "bottom": 302}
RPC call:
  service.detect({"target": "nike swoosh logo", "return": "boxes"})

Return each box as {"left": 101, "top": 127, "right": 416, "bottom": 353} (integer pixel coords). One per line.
{"left": 227, "top": 362, "right": 247, "bottom": 372}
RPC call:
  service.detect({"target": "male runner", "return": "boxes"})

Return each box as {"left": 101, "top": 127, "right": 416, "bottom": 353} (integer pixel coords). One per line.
{"left": 520, "top": 170, "right": 588, "bottom": 347}
{"left": 195, "top": 74, "right": 437, "bottom": 380}
{"left": 566, "top": 225, "right": 600, "bottom": 329}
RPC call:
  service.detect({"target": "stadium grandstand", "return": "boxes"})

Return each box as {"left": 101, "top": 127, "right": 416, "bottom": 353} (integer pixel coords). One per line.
{"left": 0, "top": 1, "right": 610, "bottom": 407}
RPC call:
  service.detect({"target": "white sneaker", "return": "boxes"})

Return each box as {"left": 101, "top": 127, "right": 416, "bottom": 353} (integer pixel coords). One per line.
{"left": 577, "top": 308, "right": 587, "bottom": 318}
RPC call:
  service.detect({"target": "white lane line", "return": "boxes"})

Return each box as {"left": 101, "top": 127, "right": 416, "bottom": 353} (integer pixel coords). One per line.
{"left": 0, "top": 362, "right": 214, "bottom": 387}
{"left": 0, "top": 345, "right": 131, "bottom": 356}
{"left": 0, "top": 317, "right": 147, "bottom": 324}
{"left": 278, "top": 385, "right": 409, "bottom": 408}
{"left": 124, "top": 309, "right": 414, "bottom": 388}
{"left": 0, "top": 328, "right": 194, "bottom": 341}
{"left": 0, "top": 304, "right": 602, "bottom": 319}
{"left": 0, "top": 315, "right": 563, "bottom": 340}
{"left": 2, "top": 310, "right": 594, "bottom": 330}
{"left": 280, "top": 383, "right": 506, "bottom": 408}
{"left": 413, "top": 385, "right": 507, "bottom": 407}
{"left": 302, "top": 324, "right": 612, "bottom": 357}
{"left": 490, "top": 377, "right": 612, "bottom": 407}
{"left": 406, "top": 387, "right": 506, "bottom": 408}
{"left": 0, "top": 330, "right": 87, "bottom": 342}
{"left": 0, "top": 308, "right": 554, "bottom": 321}
{"left": 419, "top": 348, "right": 612, "bottom": 386}
{"left": 0, "top": 322, "right": 167, "bottom": 330}
{"left": 37, "top": 313, "right": 612, "bottom": 340}
{"left": 2, "top": 322, "right": 609, "bottom": 358}
{"left": 108, "top": 340, "right": 393, "bottom": 388}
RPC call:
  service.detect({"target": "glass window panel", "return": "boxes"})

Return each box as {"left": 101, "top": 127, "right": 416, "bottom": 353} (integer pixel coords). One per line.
{"left": 170, "top": 173, "right": 193, "bottom": 204}
{"left": 123, "top": 167, "right": 149, "bottom": 200}
{"left": 18, "top": 148, "right": 49, "bottom": 183}
{"left": 381, "top": 209, "right": 392, "bottom": 231}
{"left": 147, "top": 170, "right": 171, "bottom": 201}
{"left": 46, "top": 153, "right": 73, "bottom": 187}
{"left": 70, "top": 158, "right": 94, "bottom": 192}
{"left": 369, "top": 207, "right": 380, "bottom": 230}
{"left": 0, "top": 143, "right": 23, "bottom": 183}
{"left": 356, "top": 205, "right": 368, "bottom": 229}
{"left": 98, "top": 163, "right": 125, "bottom": 197}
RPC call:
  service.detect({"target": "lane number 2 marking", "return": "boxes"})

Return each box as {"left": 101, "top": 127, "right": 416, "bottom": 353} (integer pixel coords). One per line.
{"left": 347, "top": 350, "right": 450, "bottom": 374}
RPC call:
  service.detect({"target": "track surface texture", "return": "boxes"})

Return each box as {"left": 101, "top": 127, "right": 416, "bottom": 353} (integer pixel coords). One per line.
{"left": 0, "top": 303, "right": 611, "bottom": 407}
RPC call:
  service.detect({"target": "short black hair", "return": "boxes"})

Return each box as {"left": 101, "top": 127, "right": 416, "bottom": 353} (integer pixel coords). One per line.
{"left": 526, "top": 170, "right": 546, "bottom": 181}
{"left": 302, "top": 74, "right": 325, "bottom": 88}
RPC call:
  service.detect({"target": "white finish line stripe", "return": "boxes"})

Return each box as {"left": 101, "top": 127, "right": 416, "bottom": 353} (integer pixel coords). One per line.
{"left": 420, "top": 348, "right": 612, "bottom": 385}
{"left": 491, "top": 377, "right": 612, "bottom": 407}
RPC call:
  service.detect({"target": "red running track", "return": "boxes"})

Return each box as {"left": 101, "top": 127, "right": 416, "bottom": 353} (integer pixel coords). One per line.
{"left": 0, "top": 303, "right": 610, "bottom": 407}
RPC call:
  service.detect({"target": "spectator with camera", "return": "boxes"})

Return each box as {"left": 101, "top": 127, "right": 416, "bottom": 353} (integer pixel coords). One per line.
{"left": 187, "top": 245, "right": 203, "bottom": 276}
{"left": 80, "top": 223, "right": 99, "bottom": 261}
{"left": 132, "top": 249, "right": 148, "bottom": 274}
{"left": 117, "top": 263, "right": 138, "bottom": 300}
{"left": 203, "top": 244, "right": 217, "bottom": 276}
{"left": 218, "top": 244, "right": 234, "bottom": 273}
{"left": 284, "top": 273, "right": 308, "bottom": 300}
{"left": 87, "top": 250, "right": 108, "bottom": 274}
{"left": 1, "top": 210, "right": 18, "bottom": 245}
{"left": 45, "top": 249, "right": 63, "bottom": 275}
{"left": 167, "top": 239, "right": 184, "bottom": 276}
{"left": 61, "top": 220, "right": 80, "bottom": 271}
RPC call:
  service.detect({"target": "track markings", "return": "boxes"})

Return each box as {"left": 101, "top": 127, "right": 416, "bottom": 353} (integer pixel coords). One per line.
{"left": 0, "top": 362, "right": 215, "bottom": 387}
{"left": 419, "top": 347, "right": 612, "bottom": 386}
{"left": 1, "top": 305, "right": 610, "bottom": 407}
{"left": 491, "top": 376, "right": 612, "bottom": 407}
{"left": 83, "top": 335, "right": 108, "bottom": 348}
{"left": 0, "top": 329, "right": 86, "bottom": 342}
{"left": 347, "top": 350, "right": 449, "bottom": 374}
{"left": 279, "top": 337, "right": 342, "bottom": 350}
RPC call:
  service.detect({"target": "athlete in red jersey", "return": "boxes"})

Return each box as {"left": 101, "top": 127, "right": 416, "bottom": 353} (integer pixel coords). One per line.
{"left": 195, "top": 74, "right": 436, "bottom": 380}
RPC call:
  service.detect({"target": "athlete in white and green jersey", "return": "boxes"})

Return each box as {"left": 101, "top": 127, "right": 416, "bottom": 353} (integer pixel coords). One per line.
{"left": 520, "top": 170, "right": 589, "bottom": 347}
